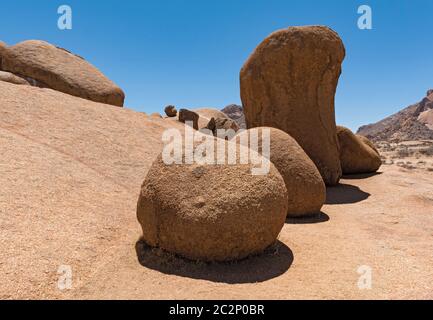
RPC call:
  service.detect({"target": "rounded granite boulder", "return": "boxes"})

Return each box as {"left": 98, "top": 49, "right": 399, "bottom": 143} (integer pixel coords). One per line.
{"left": 236, "top": 127, "right": 326, "bottom": 217}
{"left": 137, "top": 138, "right": 288, "bottom": 262}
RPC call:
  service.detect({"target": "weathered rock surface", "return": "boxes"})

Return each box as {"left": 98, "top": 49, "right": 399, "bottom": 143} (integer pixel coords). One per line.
{"left": 194, "top": 108, "right": 230, "bottom": 129}
{"left": 1, "top": 80, "right": 433, "bottom": 300}
{"left": 137, "top": 138, "right": 288, "bottom": 262}
{"left": 337, "top": 126, "right": 382, "bottom": 174}
{"left": 240, "top": 26, "right": 345, "bottom": 185}
{"left": 206, "top": 117, "right": 240, "bottom": 138}
{"left": 1, "top": 40, "right": 125, "bottom": 106}
{"left": 0, "top": 70, "right": 30, "bottom": 85}
{"left": 357, "top": 134, "right": 379, "bottom": 155}
{"left": 236, "top": 127, "right": 325, "bottom": 217}
{"left": 179, "top": 109, "right": 199, "bottom": 130}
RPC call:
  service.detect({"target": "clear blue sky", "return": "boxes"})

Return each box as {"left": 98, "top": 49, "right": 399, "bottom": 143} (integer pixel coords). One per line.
{"left": 1, "top": 0, "right": 432, "bottom": 131}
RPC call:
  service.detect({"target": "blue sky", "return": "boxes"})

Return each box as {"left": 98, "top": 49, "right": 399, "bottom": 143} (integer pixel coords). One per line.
{"left": 1, "top": 0, "right": 432, "bottom": 131}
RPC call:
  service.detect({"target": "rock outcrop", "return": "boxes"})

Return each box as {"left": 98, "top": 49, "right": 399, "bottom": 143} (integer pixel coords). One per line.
{"left": 137, "top": 138, "right": 288, "bottom": 262}
{"left": 1, "top": 40, "right": 125, "bottom": 106}
{"left": 240, "top": 26, "right": 345, "bottom": 185}
{"left": 194, "top": 108, "right": 230, "bottom": 129}
{"left": 205, "top": 117, "right": 240, "bottom": 138}
{"left": 337, "top": 126, "right": 382, "bottom": 174}
{"left": 236, "top": 127, "right": 325, "bottom": 217}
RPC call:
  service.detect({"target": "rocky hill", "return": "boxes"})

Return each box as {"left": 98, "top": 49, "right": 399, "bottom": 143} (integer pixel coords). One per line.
{"left": 221, "top": 104, "right": 246, "bottom": 129}
{"left": 357, "top": 90, "right": 433, "bottom": 142}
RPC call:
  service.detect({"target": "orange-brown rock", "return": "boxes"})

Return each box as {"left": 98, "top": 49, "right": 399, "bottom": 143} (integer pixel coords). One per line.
{"left": 236, "top": 127, "right": 325, "bottom": 217}
{"left": 179, "top": 109, "right": 199, "bottom": 130}
{"left": 240, "top": 26, "right": 345, "bottom": 185}
{"left": 337, "top": 126, "right": 382, "bottom": 174}
{"left": 357, "top": 134, "right": 379, "bottom": 155}
{"left": 164, "top": 105, "right": 177, "bottom": 117}
{"left": 137, "top": 138, "right": 288, "bottom": 262}
{"left": 2, "top": 40, "right": 125, "bottom": 106}
{"left": 0, "top": 70, "right": 30, "bottom": 85}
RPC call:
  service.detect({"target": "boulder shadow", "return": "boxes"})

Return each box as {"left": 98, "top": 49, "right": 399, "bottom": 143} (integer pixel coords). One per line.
{"left": 286, "top": 212, "right": 330, "bottom": 224}
{"left": 135, "top": 239, "right": 293, "bottom": 284}
{"left": 342, "top": 172, "right": 383, "bottom": 180}
{"left": 326, "top": 183, "right": 371, "bottom": 205}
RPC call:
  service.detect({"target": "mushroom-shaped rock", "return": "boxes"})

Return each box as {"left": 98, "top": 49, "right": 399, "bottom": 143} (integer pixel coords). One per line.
{"left": 179, "top": 109, "right": 199, "bottom": 130}
{"left": 240, "top": 26, "right": 345, "bottom": 185}
{"left": 164, "top": 105, "right": 178, "bottom": 117}
{"left": 337, "top": 126, "right": 382, "bottom": 174}
{"left": 236, "top": 127, "right": 325, "bottom": 217}
{"left": 1, "top": 40, "right": 125, "bottom": 106}
{"left": 206, "top": 117, "right": 240, "bottom": 138}
{"left": 0, "top": 71, "right": 30, "bottom": 85}
{"left": 137, "top": 138, "right": 288, "bottom": 262}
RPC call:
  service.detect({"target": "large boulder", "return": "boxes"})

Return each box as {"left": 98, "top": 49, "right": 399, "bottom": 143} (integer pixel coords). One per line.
{"left": 0, "top": 71, "right": 30, "bottom": 85}
{"left": 240, "top": 26, "right": 345, "bottom": 185}
{"left": 337, "top": 126, "right": 382, "bottom": 174}
{"left": 1, "top": 40, "right": 125, "bottom": 106}
{"left": 236, "top": 127, "right": 325, "bottom": 217}
{"left": 137, "top": 138, "right": 288, "bottom": 262}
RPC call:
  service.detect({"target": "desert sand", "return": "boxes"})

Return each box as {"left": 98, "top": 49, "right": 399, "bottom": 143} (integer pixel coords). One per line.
{"left": 1, "top": 81, "right": 432, "bottom": 300}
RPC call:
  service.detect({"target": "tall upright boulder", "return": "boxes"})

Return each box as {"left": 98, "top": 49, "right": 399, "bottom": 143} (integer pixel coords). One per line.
{"left": 240, "top": 26, "right": 345, "bottom": 185}
{"left": 1, "top": 40, "right": 125, "bottom": 106}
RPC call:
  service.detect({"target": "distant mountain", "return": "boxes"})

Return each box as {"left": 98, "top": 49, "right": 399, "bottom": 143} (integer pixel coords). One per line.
{"left": 357, "top": 90, "right": 433, "bottom": 142}
{"left": 221, "top": 104, "right": 246, "bottom": 129}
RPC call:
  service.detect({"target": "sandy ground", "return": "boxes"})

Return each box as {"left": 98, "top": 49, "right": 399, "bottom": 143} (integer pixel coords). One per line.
{"left": 1, "top": 81, "right": 432, "bottom": 300}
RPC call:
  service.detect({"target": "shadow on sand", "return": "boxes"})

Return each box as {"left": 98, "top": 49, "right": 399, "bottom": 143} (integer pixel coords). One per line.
{"left": 286, "top": 212, "right": 330, "bottom": 224}
{"left": 326, "top": 183, "right": 371, "bottom": 205}
{"left": 135, "top": 239, "right": 293, "bottom": 284}
{"left": 342, "top": 172, "right": 383, "bottom": 180}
